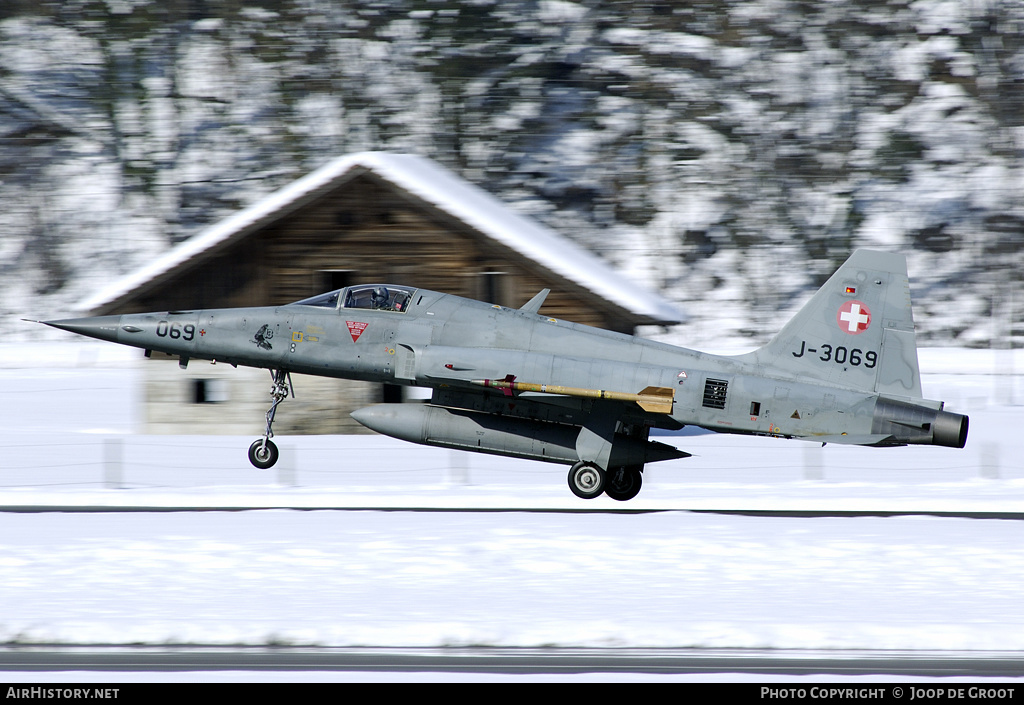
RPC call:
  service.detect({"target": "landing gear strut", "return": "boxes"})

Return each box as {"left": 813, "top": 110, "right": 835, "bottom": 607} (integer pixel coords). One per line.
{"left": 248, "top": 369, "right": 292, "bottom": 469}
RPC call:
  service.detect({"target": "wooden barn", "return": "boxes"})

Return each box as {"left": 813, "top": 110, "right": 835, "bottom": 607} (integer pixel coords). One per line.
{"left": 82, "top": 152, "right": 683, "bottom": 435}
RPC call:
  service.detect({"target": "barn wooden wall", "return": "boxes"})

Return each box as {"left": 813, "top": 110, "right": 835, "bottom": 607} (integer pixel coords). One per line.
{"left": 114, "top": 174, "right": 633, "bottom": 331}
{"left": 262, "top": 174, "right": 628, "bottom": 330}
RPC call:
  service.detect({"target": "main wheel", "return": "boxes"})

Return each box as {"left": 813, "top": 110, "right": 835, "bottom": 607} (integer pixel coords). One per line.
{"left": 248, "top": 439, "right": 279, "bottom": 469}
{"left": 605, "top": 466, "right": 643, "bottom": 501}
{"left": 567, "top": 462, "right": 605, "bottom": 500}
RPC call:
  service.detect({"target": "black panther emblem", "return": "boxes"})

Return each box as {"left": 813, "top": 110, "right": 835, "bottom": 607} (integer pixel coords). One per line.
{"left": 252, "top": 324, "right": 274, "bottom": 350}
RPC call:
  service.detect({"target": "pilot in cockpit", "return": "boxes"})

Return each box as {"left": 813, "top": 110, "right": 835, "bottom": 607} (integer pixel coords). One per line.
{"left": 371, "top": 286, "right": 390, "bottom": 310}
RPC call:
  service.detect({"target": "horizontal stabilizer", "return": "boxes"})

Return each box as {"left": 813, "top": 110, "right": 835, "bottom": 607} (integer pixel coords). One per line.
{"left": 647, "top": 439, "right": 692, "bottom": 462}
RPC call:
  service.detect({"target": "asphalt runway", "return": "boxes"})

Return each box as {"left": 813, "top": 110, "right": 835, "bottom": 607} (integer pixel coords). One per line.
{"left": 2, "top": 646, "right": 1024, "bottom": 678}
{"left": 3, "top": 506, "right": 1023, "bottom": 520}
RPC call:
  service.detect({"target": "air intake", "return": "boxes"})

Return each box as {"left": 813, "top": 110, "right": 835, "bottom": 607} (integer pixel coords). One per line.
{"left": 702, "top": 378, "right": 728, "bottom": 410}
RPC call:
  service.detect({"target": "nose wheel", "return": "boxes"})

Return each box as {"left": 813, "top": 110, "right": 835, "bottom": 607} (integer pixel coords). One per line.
{"left": 248, "top": 438, "right": 279, "bottom": 469}
{"left": 249, "top": 369, "right": 292, "bottom": 469}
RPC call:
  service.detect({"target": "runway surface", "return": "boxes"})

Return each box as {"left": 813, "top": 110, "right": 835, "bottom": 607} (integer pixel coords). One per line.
{"left": 3, "top": 646, "right": 1024, "bottom": 679}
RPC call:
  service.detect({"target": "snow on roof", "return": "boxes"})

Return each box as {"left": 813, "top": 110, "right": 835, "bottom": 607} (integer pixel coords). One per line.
{"left": 82, "top": 151, "right": 684, "bottom": 324}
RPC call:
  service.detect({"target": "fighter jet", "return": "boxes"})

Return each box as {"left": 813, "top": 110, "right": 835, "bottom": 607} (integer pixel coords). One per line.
{"left": 35, "top": 249, "right": 967, "bottom": 500}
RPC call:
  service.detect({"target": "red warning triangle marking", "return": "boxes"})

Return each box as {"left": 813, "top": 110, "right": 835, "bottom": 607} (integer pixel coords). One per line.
{"left": 346, "top": 321, "right": 368, "bottom": 342}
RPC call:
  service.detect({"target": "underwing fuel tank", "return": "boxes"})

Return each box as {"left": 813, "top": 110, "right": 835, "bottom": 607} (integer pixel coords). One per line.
{"left": 351, "top": 404, "right": 689, "bottom": 467}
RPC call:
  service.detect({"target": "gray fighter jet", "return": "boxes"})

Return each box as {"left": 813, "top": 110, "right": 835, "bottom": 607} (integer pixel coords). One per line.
{"left": 35, "top": 249, "right": 968, "bottom": 500}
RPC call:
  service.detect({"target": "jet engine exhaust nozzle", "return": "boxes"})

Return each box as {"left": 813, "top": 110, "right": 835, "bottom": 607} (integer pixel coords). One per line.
{"left": 872, "top": 397, "right": 969, "bottom": 449}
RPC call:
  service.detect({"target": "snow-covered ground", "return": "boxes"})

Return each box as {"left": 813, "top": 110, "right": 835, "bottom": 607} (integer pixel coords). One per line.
{"left": 1, "top": 343, "right": 1023, "bottom": 680}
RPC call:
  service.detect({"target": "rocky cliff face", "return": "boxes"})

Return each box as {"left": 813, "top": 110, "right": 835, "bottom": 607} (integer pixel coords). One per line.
{"left": 3, "top": 1, "right": 1022, "bottom": 348}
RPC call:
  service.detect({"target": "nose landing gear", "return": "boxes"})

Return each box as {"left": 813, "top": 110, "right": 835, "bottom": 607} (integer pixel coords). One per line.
{"left": 248, "top": 369, "right": 292, "bottom": 469}
{"left": 248, "top": 437, "right": 279, "bottom": 469}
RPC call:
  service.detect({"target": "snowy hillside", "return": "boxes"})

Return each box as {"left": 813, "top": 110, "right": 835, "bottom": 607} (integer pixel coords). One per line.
{"left": 2, "top": 1, "right": 1023, "bottom": 349}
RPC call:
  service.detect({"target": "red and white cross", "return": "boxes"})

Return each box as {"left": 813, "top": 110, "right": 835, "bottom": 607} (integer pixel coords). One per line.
{"left": 837, "top": 300, "right": 871, "bottom": 334}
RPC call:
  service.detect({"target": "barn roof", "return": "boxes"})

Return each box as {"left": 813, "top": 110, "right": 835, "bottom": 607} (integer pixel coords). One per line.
{"left": 82, "top": 151, "right": 683, "bottom": 325}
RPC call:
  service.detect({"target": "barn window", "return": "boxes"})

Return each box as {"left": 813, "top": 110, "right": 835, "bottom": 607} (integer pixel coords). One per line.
{"left": 192, "top": 379, "right": 229, "bottom": 404}
{"left": 319, "top": 270, "right": 353, "bottom": 294}
{"left": 479, "top": 271, "right": 509, "bottom": 306}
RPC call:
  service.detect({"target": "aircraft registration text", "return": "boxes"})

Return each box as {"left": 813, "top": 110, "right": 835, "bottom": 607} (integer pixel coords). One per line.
{"left": 792, "top": 341, "right": 877, "bottom": 368}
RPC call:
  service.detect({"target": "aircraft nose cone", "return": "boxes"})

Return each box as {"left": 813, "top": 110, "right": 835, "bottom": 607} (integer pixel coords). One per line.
{"left": 41, "top": 315, "right": 123, "bottom": 343}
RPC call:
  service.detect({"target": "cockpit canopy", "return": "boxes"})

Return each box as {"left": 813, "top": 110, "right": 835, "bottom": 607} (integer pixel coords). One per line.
{"left": 290, "top": 284, "right": 416, "bottom": 313}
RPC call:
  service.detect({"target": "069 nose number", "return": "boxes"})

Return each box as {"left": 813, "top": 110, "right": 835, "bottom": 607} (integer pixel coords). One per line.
{"left": 155, "top": 321, "right": 196, "bottom": 341}
{"left": 792, "top": 341, "right": 877, "bottom": 368}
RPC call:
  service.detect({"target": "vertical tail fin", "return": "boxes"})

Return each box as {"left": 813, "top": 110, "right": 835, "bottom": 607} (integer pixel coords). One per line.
{"left": 738, "top": 250, "right": 923, "bottom": 399}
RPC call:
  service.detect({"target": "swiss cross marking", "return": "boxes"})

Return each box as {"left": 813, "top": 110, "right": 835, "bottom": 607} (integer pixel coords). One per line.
{"left": 837, "top": 300, "right": 871, "bottom": 334}
{"left": 346, "top": 321, "right": 368, "bottom": 342}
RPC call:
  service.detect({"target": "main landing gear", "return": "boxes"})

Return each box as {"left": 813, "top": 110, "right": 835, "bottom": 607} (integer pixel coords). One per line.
{"left": 567, "top": 462, "right": 643, "bottom": 501}
{"left": 248, "top": 369, "right": 292, "bottom": 469}
{"left": 605, "top": 465, "right": 643, "bottom": 501}
{"left": 567, "top": 461, "right": 605, "bottom": 499}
